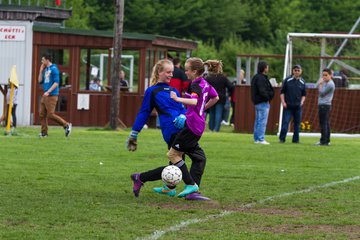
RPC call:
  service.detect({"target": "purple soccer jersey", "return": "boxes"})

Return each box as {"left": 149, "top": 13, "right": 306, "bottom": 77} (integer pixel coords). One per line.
{"left": 185, "top": 77, "right": 218, "bottom": 136}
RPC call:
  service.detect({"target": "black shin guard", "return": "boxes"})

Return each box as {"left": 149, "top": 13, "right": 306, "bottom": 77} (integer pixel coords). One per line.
{"left": 175, "top": 160, "right": 194, "bottom": 185}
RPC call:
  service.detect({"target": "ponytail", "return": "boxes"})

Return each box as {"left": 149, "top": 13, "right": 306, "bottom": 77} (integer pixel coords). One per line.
{"left": 150, "top": 59, "right": 173, "bottom": 86}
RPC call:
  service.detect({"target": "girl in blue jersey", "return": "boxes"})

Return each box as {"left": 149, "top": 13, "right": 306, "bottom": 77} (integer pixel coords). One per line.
{"left": 128, "top": 59, "right": 213, "bottom": 200}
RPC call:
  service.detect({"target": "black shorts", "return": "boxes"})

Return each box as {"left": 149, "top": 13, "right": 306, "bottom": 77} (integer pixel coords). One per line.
{"left": 171, "top": 125, "right": 200, "bottom": 153}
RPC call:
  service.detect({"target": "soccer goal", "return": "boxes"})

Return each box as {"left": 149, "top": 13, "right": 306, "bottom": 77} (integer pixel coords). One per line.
{"left": 279, "top": 32, "right": 360, "bottom": 137}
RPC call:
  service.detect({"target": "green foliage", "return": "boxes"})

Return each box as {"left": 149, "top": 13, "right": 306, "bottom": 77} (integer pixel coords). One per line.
{"left": 0, "top": 127, "right": 359, "bottom": 239}
{"left": 62, "top": 0, "right": 360, "bottom": 80}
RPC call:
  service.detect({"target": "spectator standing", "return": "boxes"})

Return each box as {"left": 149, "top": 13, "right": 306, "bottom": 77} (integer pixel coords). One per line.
{"left": 38, "top": 54, "right": 72, "bottom": 137}
{"left": 205, "top": 60, "right": 234, "bottom": 132}
{"left": 279, "top": 65, "right": 306, "bottom": 143}
{"left": 5, "top": 79, "right": 18, "bottom": 129}
{"left": 251, "top": 61, "right": 274, "bottom": 144}
{"left": 315, "top": 68, "right": 335, "bottom": 146}
{"left": 169, "top": 57, "right": 189, "bottom": 95}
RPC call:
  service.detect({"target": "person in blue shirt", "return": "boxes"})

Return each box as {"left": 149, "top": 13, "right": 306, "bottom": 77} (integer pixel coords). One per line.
{"left": 279, "top": 64, "right": 306, "bottom": 143}
{"left": 127, "top": 59, "right": 210, "bottom": 200}
{"left": 38, "top": 54, "right": 72, "bottom": 137}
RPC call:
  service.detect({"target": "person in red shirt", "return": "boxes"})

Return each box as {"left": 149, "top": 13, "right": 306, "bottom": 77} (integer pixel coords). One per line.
{"left": 169, "top": 57, "right": 189, "bottom": 96}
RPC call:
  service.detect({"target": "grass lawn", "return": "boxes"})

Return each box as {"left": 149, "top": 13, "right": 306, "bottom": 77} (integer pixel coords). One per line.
{"left": 0, "top": 126, "right": 359, "bottom": 239}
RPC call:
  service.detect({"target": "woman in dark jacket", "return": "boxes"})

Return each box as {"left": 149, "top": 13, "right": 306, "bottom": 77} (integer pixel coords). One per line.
{"left": 205, "top": 60, "right": 234, "bottom": 132}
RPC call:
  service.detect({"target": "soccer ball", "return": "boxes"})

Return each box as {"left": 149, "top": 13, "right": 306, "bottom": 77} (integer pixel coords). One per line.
{"left": 161, "top": 165, "right": 182, "bottom": 186}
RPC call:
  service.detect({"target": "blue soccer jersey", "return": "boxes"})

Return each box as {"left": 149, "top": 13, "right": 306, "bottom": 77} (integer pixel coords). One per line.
{"left": 132, "top": 82, "right": 186, "bottom": 144}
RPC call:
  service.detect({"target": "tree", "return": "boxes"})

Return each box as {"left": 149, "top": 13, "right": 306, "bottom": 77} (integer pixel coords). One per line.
{"left": 109, "top": 0, "right": 124, "bottom": 129}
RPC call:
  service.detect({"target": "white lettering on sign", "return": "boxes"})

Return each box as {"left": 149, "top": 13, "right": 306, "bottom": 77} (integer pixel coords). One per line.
{"left": 0, "top": 26, "right": 26, "bottom": 41}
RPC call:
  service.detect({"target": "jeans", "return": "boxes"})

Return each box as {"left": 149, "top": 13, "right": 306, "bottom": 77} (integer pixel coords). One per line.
{"left": 318, "top": 105, "right": 331, "bottom": 144}
{"left": 254, "top": 102, "right": 270, "bottom": 142}
{"left": 209, "top": 102, "right": 224, "bottom": 132}
{"left": 5, "top": 104, "right": 17, "bottom": 127}
{"left": 279, "top": 106, "right": 302, "bottom": 143}
{"left": 222, "top": 98, "right": 230, "bottom": 123}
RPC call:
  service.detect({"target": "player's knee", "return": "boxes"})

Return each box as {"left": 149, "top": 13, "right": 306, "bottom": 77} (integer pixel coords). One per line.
{"left": 167, "top": 148, "right": 182, "bottom": 164}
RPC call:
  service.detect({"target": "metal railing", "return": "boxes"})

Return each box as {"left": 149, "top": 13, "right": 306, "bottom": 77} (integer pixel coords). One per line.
{"left": 0, "top": 0, "right": 67, "bottom": 8}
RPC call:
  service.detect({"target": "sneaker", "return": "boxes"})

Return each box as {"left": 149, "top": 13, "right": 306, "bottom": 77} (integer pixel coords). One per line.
{"left": 185, "top": 192, "right": 210, "bottom": 201}
{"left": 153, "top": 185, "right": 176, "bottom": 197}
{"left": 279, "top": 140, "right": 285, "bottom": 143}
{"left": 177, "top": 184, "right": 199, "bottom": 198}
{"left": 254, "top": 140, "right": 259, "bottom": 144}
{"left": 221, "top": 120, "right": 230, "bottom": 126}
{"left": 39, "top": 132, "right": 48, "bottom": 138}
{"left": 130, "top": 173, "right": 143, "bottom": 197}
{"left": 65, "top": 123, "right": 72, "bottom": 137}
{"left": 258, "top": 140, "right": 270, "bottom": 145}
{"left": 314, "top": 142, "right": 329, "bottom": 146}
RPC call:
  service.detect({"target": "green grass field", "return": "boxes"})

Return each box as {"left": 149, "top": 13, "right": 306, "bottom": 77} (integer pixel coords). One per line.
{"left": 1, "top": 126, "right": 359, "bottom": 239}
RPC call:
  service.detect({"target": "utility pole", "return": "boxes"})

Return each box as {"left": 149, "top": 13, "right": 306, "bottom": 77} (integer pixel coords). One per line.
{"left": 109, "top": 0, "right": 124, "bottom": 129}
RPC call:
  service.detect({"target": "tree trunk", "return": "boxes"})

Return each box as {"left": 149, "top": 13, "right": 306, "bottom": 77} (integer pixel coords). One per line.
{"left": 109, "top": 0, "right": 124, "bottom": 129}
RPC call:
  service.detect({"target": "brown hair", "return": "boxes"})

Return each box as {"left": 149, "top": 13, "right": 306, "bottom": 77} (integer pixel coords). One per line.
{"left": 204, "top": 60, "right": 223, "bottom": 74}
{"left": 150, "top": 59, "right": 173, "bottom": 86}
{"left": 185, "top": 57, "right": 205, "bottom": 77}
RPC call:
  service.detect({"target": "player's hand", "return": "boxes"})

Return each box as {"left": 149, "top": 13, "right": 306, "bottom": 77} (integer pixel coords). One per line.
{"left": 170, "top": 91, "right": 177, "bottom": 100}
{"left": 126, "top": 130, "right": 138, "bottom": 151}
{"left": 173, "top": 114, "right": 186, "bottom": 129}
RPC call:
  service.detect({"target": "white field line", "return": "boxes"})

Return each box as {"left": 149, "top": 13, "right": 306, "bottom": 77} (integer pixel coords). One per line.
{"left": 137, "top": 176, "right": 360, "bottom": 240}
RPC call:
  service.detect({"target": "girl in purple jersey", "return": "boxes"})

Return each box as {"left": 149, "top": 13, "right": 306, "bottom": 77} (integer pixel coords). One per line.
{"left": 167, "top": 57, "right": 219, "bottom": 198}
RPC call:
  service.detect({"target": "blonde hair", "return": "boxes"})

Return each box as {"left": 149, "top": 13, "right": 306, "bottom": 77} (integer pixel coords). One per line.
{"left": 204, "top": 60, "right": 223, "bottom": 74}
{"left": 185, "top": 57, "right": 205, "bottom": 77}
{"left": 150, "top": 59, "right": 173, "bottom": 86}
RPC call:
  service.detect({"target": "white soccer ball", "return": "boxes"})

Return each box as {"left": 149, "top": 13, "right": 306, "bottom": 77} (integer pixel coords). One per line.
{"left": 161, "top": 165, "right": 182, "bottom": 187}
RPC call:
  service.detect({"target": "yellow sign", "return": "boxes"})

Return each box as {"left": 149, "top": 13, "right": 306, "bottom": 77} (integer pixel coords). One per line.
{"left": 9, "top": 65, "right": 19, "bottom": 87}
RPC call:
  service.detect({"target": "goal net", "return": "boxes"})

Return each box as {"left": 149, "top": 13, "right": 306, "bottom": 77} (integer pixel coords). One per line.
{"left": 279, "top": 33, "right": 360, "bottom": 137}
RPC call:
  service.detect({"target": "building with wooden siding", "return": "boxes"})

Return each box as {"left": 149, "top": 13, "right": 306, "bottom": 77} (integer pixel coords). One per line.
{"left": 0, "top": 3, "right": 197, "bottom": 127}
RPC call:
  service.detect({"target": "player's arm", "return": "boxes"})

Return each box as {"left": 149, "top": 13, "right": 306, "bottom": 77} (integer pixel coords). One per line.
{"left": 38, "top": 63, "right": 45, "bottom": 83}
{"left": 44, "top": 82, "right": 58, "bottom": 96}
{"left": 127, "top": 89, "right": 153, "bottom": 151}
{"left": 170, "top": 91, "right": 197, "bottom": 106}
{"left": 205, "top": 96, "right": 219, "bottom": 110}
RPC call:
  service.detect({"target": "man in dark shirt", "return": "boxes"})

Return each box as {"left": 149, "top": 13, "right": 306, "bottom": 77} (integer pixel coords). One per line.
{"left": 279, "top": 64, "right": 306, "bottom": 143}
{"left": 251, "top": 61, "right": 274, "bottom": 144}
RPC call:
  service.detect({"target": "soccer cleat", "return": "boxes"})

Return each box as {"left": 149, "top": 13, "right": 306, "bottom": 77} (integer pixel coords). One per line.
{"left": 185, "top": 192, "right": 210, "bottom": 201}
{"left": 153, "top": 185, "right": 176, "bottom": 197}
{"left": 131, "top": 173, "right": 143, "bottom": 197}
{"left": 177, "top": 184, "right": 199, "bottom": 198}
{"left": 65, "top": 123, "right": 72, "bottom": 137}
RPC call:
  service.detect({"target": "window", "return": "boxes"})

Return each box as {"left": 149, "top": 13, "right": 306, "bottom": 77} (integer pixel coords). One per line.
{"left": 39, "top": 48, "right": 71, "bottom": 88}
{"left": 79, "top": 48, "right": 140, "bottom": 92}
{"left": 79, "top": 49, "right": 110, "bottom": 91}
{"left": 39, "top": 48, "right": 70, "bottom": 66}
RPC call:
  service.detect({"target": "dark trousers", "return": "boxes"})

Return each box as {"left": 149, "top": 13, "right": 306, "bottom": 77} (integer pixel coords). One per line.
{"left": 279, "top": 106, "right": 302, "bottom": 143}
{"left": 5, "top": 104, "right": 17, "bottom": 127}
{"left": 140, "top": 133, "right": 206, "bottom": 186}
{"left": 318, "top": 105, "right": 331, "bottom": 144}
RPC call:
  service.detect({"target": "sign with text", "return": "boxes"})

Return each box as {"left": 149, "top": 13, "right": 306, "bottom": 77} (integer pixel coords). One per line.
{"left": 0, "top": 26, "right": 26, "bottom": 41}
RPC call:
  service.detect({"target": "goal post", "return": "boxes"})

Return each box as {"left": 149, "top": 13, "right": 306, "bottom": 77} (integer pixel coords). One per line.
{"left": 278, "top": 32, "right": 360, "bottom": 138}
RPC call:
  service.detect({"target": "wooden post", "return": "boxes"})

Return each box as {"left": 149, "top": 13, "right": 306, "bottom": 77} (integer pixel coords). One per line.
{"left": 109, "top": 0, "right": 124, "bottom": 129}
